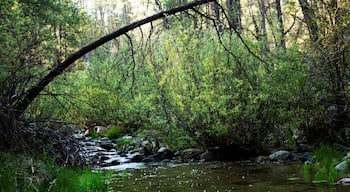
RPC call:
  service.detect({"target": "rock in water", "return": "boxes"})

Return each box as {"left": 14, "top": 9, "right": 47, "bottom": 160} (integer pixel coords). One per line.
{"left": 99, "top": 138, "right": 114, "bottom": 150}
{"left": 73, "top": 133, "right": 85, "bottom": 140}
{"left": 156, "top": 147, "right": 173, "bottom": 161}
{"left": 269, "top": 150, "right": 290, "bottom": 161}
{"left": 337, "top": 178, "right": 350, "bottom": 185}
{"left": 335, "top": 160, "right": 349, "bottom": 172}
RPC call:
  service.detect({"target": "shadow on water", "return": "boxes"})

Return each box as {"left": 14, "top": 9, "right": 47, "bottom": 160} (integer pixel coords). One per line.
{"left": 110, "top": 162, "right": 350, "bottom": 192}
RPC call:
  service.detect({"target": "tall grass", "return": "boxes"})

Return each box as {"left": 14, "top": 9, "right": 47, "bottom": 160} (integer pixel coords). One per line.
{"left": 104, "top": 127, "right": 121, "bottom": 139}
{"left": 0, "top": 152, "right": 111, "bottom": 192}
{"left": 302, "top": 145, "right": 343, "bottom": 184}
{"left": 48, "top": 168, "right": 110, "bottom": 192}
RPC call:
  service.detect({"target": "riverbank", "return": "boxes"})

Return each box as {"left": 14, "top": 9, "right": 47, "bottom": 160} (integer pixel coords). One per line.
{"left": 75, "top": 127, "right": 313, "bottom": 171}
{"left": 2, "top": 122, "right": 350, "bottom": 192}
{"left": 0, "top": 151, "right": 110, "bottom": 192}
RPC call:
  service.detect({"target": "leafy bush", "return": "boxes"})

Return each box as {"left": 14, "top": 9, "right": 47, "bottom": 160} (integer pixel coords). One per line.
{"left": 27, "top": 21, "right": 325, "bottom": 151}
{"left": 104, "top": 127, "right": 122, "bottom": 139}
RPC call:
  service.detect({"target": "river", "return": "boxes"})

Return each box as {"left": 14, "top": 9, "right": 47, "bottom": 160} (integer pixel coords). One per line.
{"left": 106, "top": 162, "right": 350, "bottom": 192}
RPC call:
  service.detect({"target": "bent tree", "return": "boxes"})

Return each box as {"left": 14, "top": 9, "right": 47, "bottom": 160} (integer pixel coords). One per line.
{"left": 2, "top": 0, "right": 349, "bottom": 158}
{"left": 16, "top": 0, "right": 215, "bottom": 115}
{"left": 0, "top": 0, "right": 215, "bottom": 156}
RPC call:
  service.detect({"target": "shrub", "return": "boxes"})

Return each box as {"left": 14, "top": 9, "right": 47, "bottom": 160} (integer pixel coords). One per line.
{"left": 104, "top": 127, "right": 121, "bottom": 139}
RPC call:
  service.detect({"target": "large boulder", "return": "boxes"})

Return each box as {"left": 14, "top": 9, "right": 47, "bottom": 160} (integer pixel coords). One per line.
{"left": 99, "top": 137, "right": 114, "bottom": 150}
{"left": 269, "top": 150, "right": 290, "bottom": 161}
{"left": 141, "top": 140, "right": 159, "bottom": 155}
{"left": 128, "top": 152, "right": 143, "bottom": 162}
{"left": 337, "top": 178, "right": 350, "bottom": 186}
{"left": 335, "top": 152, "right": 350, "bottom": 172}
{"left": 335, "top": 160, "right": 349, "bottom": 172}
{"left": 73, "top": 133, "right": 85, "bottom": 140}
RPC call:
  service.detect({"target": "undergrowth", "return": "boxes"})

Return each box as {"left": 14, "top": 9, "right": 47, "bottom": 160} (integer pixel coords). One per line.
{"left": 302, "top": 145, "right": 344, "bottom": 184}
{"left": 0, "top": 151, "right": 111, "bottom": 192}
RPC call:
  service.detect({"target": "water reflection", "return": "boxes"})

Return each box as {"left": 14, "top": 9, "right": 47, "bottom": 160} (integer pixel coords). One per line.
{"left": 111, "top": 162, "right": 350, "bottom": 192}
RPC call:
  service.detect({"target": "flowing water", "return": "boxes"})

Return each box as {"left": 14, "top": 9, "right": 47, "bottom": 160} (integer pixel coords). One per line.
{"left": 109, "top": 162, "right": 350, "bottom": 192}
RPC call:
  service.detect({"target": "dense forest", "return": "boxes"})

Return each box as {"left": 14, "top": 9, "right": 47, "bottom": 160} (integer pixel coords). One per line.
{"left": 1, "top": 0, "right": 350, "bottom": 159}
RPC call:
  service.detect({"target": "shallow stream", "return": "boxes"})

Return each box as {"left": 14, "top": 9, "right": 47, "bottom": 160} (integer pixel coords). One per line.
{"left": 109, "top": 162, "right": 350, "bottom": 192}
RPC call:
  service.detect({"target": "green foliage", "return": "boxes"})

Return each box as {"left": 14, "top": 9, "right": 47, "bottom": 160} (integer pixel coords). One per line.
{"left": 90, "top": 130, "right": 99, "bottom": 139}
{"left": 28, "top": 23, "right": 325, "bottom": 150}
{"left": 104, "top": 127, "right": 122, "bottom": 139}
{"left": 313, "top": 145, "right": 342, "bottom": 168}
{"left": 0, "top": 0, "right": 89, "bottom": 109}
{"left": 49, "top": 168, "right": 109, "bottom": 192}
{"left": 0, "top": 152, "right": 111, "bottom": 192}
{"left": 302, "top": 145, "right": 342, "bottom": 184}
{"left": 116, "top": 137, "right": 133, "bottom": 147}
{"left": 301, "top": 162, "right": 312, "bottom": 183}
{"left": 22, "top": 2, "right": 329, "bottom": 151}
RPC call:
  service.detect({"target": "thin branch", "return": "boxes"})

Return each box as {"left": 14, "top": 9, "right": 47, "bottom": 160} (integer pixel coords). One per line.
{"left": 216, "top": 2, "right": 271, "bottom": 72}
{"left": 124, "top": 33, "right": 136, "bottom": 97}
{"left": 14, "top": 0, "right": 215, "bottom": 114}
{"left": 284, "top": 14, "right": 297, "bottom": 35}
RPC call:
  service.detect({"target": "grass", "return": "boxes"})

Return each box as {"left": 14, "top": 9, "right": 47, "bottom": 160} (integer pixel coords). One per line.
{"left": 90, "top": 130, "right": 99, "bottom": 139}
{"left": 49, "top": 168, "right": 110, "bottom": 192}
{"left": 104, "top": 127, "right": 121, "bottom": 139}
{"left": 0, "top": 152, "right": 111, "bottom": 192}
{"left": 302, "top": 145, "right": 343, "bottom": 184}
{"left": 116, "top": 137, "right": 133, "bottom": 146}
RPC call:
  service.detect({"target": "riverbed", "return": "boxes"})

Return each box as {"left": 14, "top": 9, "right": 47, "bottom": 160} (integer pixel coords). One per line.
{"left": 108, "top": 162, "right": 349, "bottom": 192}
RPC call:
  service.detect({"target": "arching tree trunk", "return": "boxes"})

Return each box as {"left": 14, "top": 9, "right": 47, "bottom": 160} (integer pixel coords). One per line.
{"left": 10, "top": 0, "right": 215, "bottom": 117}
{"left": 0, "top": 0, "right": 216, "bottom": 164}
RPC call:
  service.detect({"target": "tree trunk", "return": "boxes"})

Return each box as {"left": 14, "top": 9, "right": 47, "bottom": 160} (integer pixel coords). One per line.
{"left": 213, "top": 1, "right": 222, "bottom": 33}
{"left": 12, "top": 0, "right": 215, "bottom": 116}
{"left": 329, "top": 0, "right": 347, "bottom": 133}
{"left": 259, "top": 0, "right": 269, "bottom": 54}
{"left": 298, "top": 0, "right": 319, "bottom": 42}
{"left": 226, "top": 0, "right": 242, "bottom": 33}
{"left": 275, "top": 0, "right": 286, "bottom": 49}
